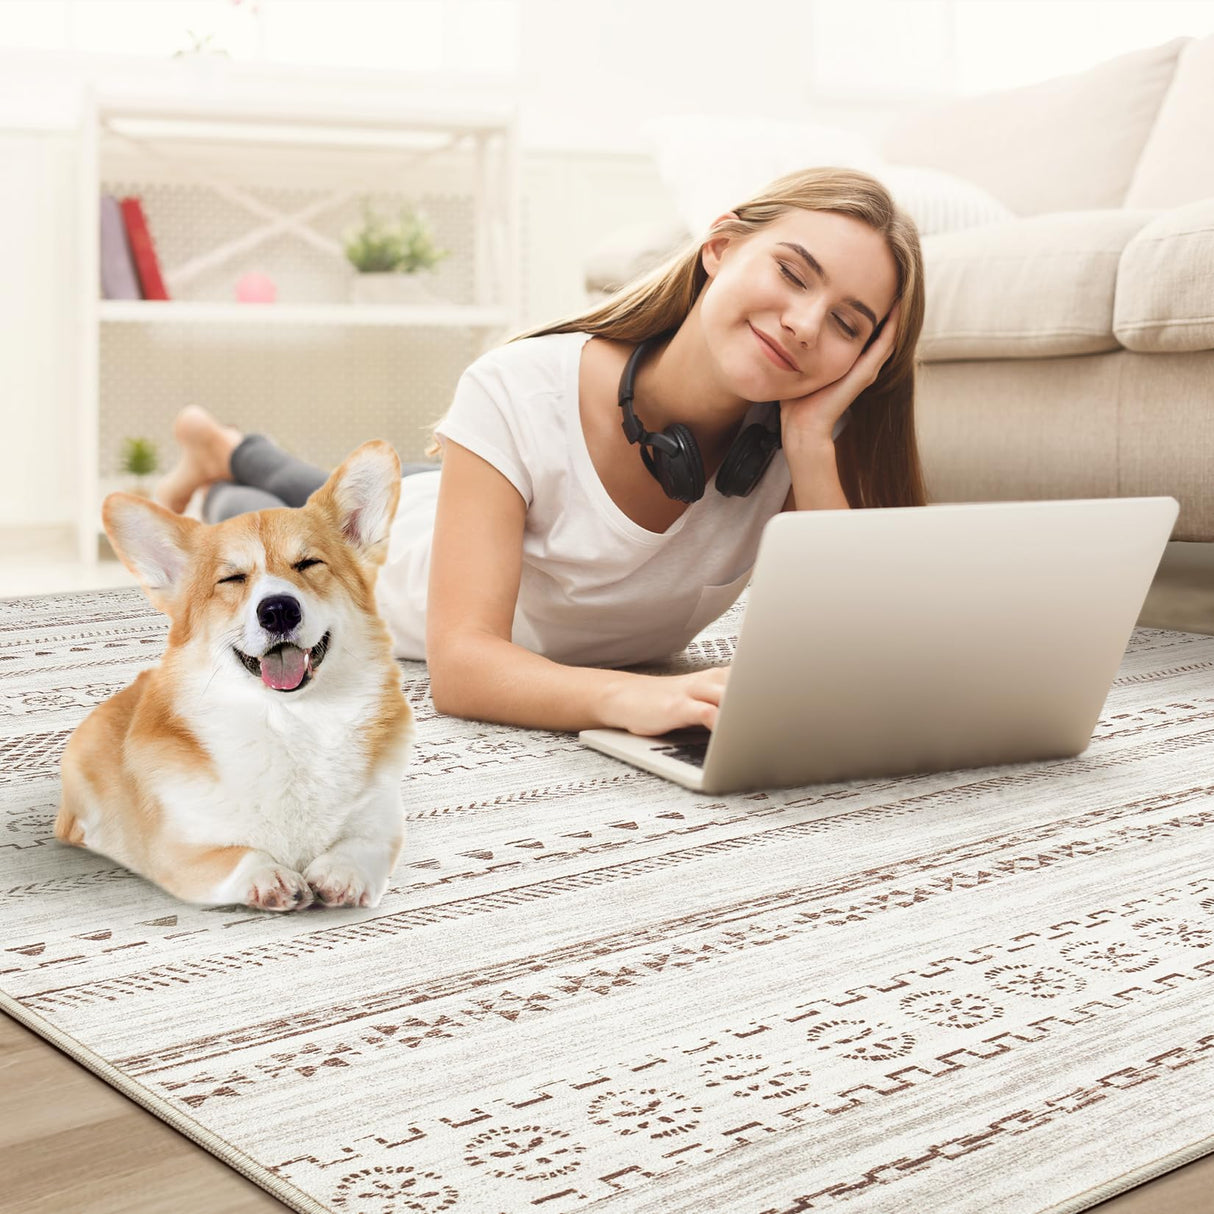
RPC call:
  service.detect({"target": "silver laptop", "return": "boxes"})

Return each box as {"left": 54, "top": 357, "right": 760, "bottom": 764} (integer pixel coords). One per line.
{"left": 579, "top": 496, "right": 1179, "bottom": 794}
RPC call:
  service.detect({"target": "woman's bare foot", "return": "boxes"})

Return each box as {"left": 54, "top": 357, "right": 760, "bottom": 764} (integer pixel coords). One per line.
{"left": 154, "top": 406, "right": 244, "bottom": 514}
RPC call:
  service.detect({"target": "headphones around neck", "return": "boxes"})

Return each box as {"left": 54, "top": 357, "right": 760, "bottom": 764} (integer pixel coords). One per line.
{"left": 618, "top": 333, "right": 783, "bottom": 503}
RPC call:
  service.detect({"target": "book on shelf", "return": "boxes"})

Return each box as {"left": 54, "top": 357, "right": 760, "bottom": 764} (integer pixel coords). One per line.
{"left": 119, "top": 197, "right": 171, "bottom": 301}
{"left": 99, "top": 194, "right": 140, "bottom": 300}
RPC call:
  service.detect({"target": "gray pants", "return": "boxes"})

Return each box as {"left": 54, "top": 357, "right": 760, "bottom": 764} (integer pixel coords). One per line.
{"left": 203, "top": 435, "right": 437, "bottom": 524}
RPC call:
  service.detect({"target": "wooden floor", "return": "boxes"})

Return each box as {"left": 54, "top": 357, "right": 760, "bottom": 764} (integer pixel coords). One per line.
{"left": 3, "top": 543, "right": 1213, "bottom": 1213}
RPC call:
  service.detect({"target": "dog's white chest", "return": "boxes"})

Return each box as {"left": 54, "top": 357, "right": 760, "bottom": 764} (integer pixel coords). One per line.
{"left": 172, "top": 697, "right": 393, "bottom": 871}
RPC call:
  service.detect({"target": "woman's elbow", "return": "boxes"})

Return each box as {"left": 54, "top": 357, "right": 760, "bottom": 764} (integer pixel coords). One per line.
{"left": 425, "top": 632, "right": 491, "bottom": 719}
{"left": 425, "top": 645, "right": 462, "bottom": 717}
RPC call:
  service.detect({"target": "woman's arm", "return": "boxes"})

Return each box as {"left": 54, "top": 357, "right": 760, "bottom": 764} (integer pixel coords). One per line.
{"left": 782, "top": 433, "right": 849, "bottom": 511}
{"left": 426, "top": 440, "right": 727, "bottom": 734}
{"left": 779, "top": 299, "right": 903, "bottom": 511}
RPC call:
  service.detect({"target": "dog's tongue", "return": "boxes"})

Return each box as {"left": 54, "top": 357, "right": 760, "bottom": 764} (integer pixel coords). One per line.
{"left": 261, "top": 644, "right": 308, "bottom": 691}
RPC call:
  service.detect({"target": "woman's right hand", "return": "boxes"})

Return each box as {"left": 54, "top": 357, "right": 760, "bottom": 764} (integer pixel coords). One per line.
{"left": 605, "top": 667, "right": 730, "bottom": 737}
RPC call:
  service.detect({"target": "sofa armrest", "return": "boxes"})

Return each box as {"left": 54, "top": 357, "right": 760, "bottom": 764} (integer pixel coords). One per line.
{"left": 1115, "top": 198, "right": 1214, "bottom": 353}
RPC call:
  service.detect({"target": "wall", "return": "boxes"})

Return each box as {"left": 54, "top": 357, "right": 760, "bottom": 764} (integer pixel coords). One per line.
{"left": 0, "top": 128, "right": 80, "bottom": 529}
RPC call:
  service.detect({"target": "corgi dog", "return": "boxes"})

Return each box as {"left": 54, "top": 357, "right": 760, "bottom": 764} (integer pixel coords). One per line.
{"left": 55, "top": 440, "right": 414, "bottom": 912}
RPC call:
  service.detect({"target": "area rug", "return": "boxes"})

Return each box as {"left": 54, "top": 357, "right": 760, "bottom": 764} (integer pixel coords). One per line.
{"left": 2, "top": 587, "right": 1213, "bottom": 1214}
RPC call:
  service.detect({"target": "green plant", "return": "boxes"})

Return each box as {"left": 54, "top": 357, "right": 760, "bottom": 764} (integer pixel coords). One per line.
{"left": 172, "top": 31, "right": 231, "bottom": 58}
{"left": 121, "top": 437, "right": 159, "bottom": 478}
{"left": 343, "top": 203, "right": 448, "bottom": 274}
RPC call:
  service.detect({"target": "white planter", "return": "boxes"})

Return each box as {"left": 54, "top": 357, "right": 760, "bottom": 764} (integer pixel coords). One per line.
{"left": 349, "top": 273, "right": 441, "bottom": 306}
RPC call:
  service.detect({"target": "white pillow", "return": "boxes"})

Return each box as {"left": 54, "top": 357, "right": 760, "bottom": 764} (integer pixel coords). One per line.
{"left": 642, "top": 114, "right": 1014, "bottom": 239}
{"left": 641, "top": 114, "right": 882, "bottom": 234}
{"left": 872, "top": 164, "right": 1016, "bottom": 236}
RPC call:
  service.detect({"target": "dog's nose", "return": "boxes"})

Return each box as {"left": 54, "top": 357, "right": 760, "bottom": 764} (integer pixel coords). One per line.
{"left": 257, "top": 594, "right": 302, "bottom": 636}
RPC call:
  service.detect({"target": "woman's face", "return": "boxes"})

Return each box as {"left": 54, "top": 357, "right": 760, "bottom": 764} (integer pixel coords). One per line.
{"left": 698, "top": 208, "right": 900, "bottom": 401}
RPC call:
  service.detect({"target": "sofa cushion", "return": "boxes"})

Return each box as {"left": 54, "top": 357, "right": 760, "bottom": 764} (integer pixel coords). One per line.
{"left": 918, "top": 211, "right": 1156, "bottom": 362}
{"left": 1124, "top": 34, "right": 1214, "bottom": 208}
{"left": 879, "top": 38, "right": 1186, "bottom": 215}
{"left": 1114, "top": 199, "right": 1214, "bottom": 353}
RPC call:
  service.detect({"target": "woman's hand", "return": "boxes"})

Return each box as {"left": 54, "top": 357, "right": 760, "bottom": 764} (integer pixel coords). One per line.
{"left": 604, "top": 667, "right": 730, "bottom": 736}
{"left": 779, "top": 300, "right": 902, "bottom": 449}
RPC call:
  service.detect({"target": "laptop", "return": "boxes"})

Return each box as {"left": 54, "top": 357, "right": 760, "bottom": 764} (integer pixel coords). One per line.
{"left": 579, "top": 496, "right": 1179, "bottom": 794}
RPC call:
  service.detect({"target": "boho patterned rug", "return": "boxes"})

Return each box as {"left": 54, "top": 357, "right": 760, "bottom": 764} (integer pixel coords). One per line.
{"left": 2, "top": 587, "right": 1213, "bottom": 1214}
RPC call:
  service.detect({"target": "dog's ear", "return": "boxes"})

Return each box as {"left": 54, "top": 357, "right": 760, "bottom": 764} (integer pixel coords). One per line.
{"left": 103, "top": 493, "right": 200, "bottom": 613}
{"left": 307, "top": 440, "right": 402, "bottom": 565}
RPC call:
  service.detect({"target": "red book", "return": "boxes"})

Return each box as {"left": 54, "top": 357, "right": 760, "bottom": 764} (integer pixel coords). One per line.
{"left": 119, "top": 197, "right": 170, "bottom": 300}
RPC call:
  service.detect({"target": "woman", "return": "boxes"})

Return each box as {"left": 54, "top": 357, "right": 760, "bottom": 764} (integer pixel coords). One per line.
{"left": 155, "top": 167, "right": 927, "bottom": 738}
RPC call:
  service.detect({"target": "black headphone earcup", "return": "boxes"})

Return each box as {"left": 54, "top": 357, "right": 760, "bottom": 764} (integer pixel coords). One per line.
{"left": 648, "top": 422, "right": 705, "bottom": 503}
{"left": 715, "top": 423, "right": 780, "bottom": 497}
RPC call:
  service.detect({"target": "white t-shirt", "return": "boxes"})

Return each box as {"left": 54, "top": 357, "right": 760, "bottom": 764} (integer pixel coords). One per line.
{"left": 375, "top": 330, "right": 792, "bottom": 668}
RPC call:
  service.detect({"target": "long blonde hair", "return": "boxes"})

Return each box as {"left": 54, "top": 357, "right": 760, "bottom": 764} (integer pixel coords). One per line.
{"left": 435, "top": 166, "right": 928, "bottom": 510}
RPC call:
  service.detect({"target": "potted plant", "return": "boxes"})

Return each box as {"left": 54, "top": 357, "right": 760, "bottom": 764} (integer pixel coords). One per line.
{"left": 344, "top": 203, "right": 449, "bottom": 304}
{"left": 120, "top": 437, "right": 159, "bottom": 497}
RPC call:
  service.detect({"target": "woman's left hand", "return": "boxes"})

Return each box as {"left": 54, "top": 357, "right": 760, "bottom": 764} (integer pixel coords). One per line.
{"left": 779, "top": 300, "right": 902, "bottom": 448}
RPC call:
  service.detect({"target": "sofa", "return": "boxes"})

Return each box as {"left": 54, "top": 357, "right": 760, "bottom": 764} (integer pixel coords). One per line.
{"left": 586, "top": 36, "right": 1214, "bottom": 540}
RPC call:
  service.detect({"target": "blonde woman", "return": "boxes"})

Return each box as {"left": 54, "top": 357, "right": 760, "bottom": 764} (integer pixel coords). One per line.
{"left": 155, "top": 167, "right": 926, "bottom": 738}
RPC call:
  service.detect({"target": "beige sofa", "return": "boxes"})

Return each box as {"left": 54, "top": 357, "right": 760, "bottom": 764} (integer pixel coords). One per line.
{"left": 589, "top": 37, "right": 1214, "bottom": 540}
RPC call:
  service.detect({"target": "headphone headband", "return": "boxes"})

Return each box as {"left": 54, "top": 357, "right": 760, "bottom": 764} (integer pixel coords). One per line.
{"left": 616, "top": 334, "right": 665, "bottom": 446}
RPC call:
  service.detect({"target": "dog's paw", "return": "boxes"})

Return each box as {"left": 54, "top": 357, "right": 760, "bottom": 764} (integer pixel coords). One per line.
{"left": 303, "top": 855, "right": 381, "bottom": 908}
{"left": 244, "top": 864, "right": 314, "bottom": 912}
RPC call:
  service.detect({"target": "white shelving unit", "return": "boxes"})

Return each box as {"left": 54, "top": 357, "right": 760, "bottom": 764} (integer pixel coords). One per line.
{"left": 98, "top": 300, "right": 511, "bottom": 327}
{"left": 77, "top": 86, "right": 521, "bottom": 565}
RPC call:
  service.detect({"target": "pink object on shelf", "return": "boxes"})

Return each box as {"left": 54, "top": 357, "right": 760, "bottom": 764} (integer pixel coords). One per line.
{"left": 236, "top": 272, "right": 277, "bottom": 303}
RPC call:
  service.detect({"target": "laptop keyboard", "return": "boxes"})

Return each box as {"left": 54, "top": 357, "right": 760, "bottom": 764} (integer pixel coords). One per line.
{"left": 651, "top": 732, "right": 711, "bottom": 768}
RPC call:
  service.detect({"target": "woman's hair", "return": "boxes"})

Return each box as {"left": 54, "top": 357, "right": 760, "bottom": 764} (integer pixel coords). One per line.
{"left": 432, "top": 166, "right": 928, "bottom": 510}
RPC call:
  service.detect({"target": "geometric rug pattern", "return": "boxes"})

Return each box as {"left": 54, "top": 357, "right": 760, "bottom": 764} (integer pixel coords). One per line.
{"left": 2, "top": 588, "right": 1213, "bottom": 1213}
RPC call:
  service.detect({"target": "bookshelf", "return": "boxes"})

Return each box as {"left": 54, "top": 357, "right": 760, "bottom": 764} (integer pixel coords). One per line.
{"left": 78, "top": 85, "right": 521, "bottom": 565}
{"left": 98, "top": 300, "right": 511, "bottom": 327}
